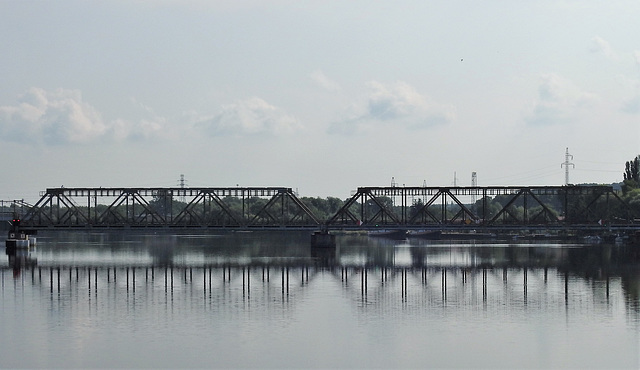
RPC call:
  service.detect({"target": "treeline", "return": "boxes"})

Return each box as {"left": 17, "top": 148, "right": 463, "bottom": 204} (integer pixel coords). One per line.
{"left": 148, "top": 195, "right": 346, "bottom": 221}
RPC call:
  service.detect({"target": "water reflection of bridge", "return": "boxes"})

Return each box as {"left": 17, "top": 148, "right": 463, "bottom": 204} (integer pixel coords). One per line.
{"left": 4, "top": 231, "right": 638, "bottom": 313}
{"left": 14, "top": 185, "right": 640, "bottom": 231}
{"left": 2, "top": 263, "right": 638, "bottom": 316}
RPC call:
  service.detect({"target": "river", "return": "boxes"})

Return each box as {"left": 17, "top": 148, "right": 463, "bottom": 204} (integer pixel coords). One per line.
{"left": 1, "top": 231, "right": 638, "bottom": 368}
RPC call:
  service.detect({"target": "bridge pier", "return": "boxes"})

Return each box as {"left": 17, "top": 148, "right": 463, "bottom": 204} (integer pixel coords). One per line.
{"left": 311, "top": 230, "right": 335, "bottom": 248}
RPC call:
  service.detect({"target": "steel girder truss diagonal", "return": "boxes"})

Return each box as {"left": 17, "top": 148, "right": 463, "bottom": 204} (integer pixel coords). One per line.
{"left": 408, "top": 189, "right": 478, "bottom": 225}
{"left": 172, "top": 191, "right": 243, "bottom": 227}
{"left": 97, "top": 191, "right": 165, "bottom": 226}
{"left": 25, "top": 192, "right": 90, "bottom": 227}
{"left": 563, "top": 186, "right": 631, "bottom": 224}
{"left": 488, "top": 189, "right": 561, "bottom": 225}
{"left": 326, "top": 188, "right": 401, "bottom": 226}
{"left": 249, "top": 189, "right": 320, "bottom": 227}
{"left": 325, "top": 192, "right": 361, "bottom": 225}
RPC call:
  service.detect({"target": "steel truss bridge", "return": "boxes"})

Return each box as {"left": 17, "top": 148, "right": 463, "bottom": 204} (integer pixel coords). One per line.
{"left": 13, "top": 185, "right": 640, "bottom": 232}
{"left": 19, "top": 187, "right": 318, "bottom": 229}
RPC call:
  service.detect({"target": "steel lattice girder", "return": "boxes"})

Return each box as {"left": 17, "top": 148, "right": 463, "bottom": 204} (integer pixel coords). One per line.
{"left": 326, "top": 185, "right": 634, "bottom": 226}
{"left": 249, "top": 189, "right": 320, "bottom": 226}
{"left": 326, "top": 189, "right": 401, "bottom": 226}
{"left": 172, "top": 191, "right": 243, "bottom": 227}
{"left": 21, "top": 187, "right": 320, "bottom": 228}
{"left": 96, "top": 190, "right": 166, "bottom": 226}
{"left": 487, "top": 188, "right": 561, "bottom": 225}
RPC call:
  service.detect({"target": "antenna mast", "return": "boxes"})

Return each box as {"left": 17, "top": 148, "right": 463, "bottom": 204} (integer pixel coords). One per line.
{"left": 561, "top": 148, "right": 575, "bottom": 185}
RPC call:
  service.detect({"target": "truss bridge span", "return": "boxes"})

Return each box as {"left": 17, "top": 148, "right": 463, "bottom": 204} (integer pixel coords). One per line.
{"left": 14, "top": 185, "right": 640, "bottom": 233}
{"left": 20, "top": 187, "right": 319, "bottom": 229}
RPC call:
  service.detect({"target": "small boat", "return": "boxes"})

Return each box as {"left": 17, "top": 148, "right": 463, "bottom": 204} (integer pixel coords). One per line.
{"left": 5, "top": 218, "right": 36, "bottom": 249}
{"left": 614, "top": 234, "right": 628, "bottom": 244}
{"left": 583, "top": 235, "right": 602, "bottom": 243}
{"left": 440, "top": 231, "right": 496, "bottom": 240}
{"left": 407, "top": 230, "right": 442, "bottom": 239}
{"left": 368, "top": 229, "right": 408, "bottom": 240}
{"left": 5, "top": 231, "right": 36, "bottom": 249}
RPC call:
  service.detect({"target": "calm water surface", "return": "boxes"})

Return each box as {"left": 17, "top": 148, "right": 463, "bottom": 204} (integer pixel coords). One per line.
{"left": 1, "top": 231, "right": 639, "bottom": 369}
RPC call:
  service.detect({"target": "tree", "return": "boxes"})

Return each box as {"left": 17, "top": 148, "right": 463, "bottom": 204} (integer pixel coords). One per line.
{"left": 624, "top": 156, "right": 639, "bottom": 182}
{"left": 622, "top": 155, "right": 640, "bottom": 193}
{"left": 300, "top": 196, "right": 345, "bottom": 221}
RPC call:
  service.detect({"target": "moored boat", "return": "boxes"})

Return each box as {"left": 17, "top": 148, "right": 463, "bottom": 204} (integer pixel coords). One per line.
{"left": 368, "top": 229, "right": 408, "bottom": 240}
{"left": 407, "top": 230, "right": 442, "bottom": 239}
{"left": 5, "top": 217, "right": 37, "bottom": 249}
{"left": 439, "top": 231, "right": 496, "bottom": 240}
{"left": 5, "top": 231, "right": 36, "bottom": 249}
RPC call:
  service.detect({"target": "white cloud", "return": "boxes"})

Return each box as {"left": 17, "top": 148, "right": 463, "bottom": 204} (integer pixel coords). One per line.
{"left": 622, "top": 95, "right": 640, "bottom": 114}
{"left": 129, "top": 96, "right": 158, "bottom": 116}
{"left": 619, "top": 50, "right": 640, "bottom": 115}
{"left": 329, "top": 81, "right": 455, "bottom": 134}
{"left": 526, "top": 74, "right": 597, "bottom": 126}
{"left": 0, "top": 88, "right": 107, "bottom": 145}
{"left": 198, "top": 97, "right": 301, "bottom": 136}
{"left": 310, "top": 70, "right": 341, "bottom": 92}
{"left": 0, "top": 88, "right": 166, "bottom": 145}
{"left": 589, "top": 36, "right": 618, "bottom": 60}
{"left": 587, "top": 43, "right": 640, "bottom": 115}
{"left": 109, "top": 117, "right": 166, "bottom": 141}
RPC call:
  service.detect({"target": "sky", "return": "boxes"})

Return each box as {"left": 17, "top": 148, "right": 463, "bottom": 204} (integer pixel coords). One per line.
{"left": 1, "top": 1, "right": 639, "bottom": 203}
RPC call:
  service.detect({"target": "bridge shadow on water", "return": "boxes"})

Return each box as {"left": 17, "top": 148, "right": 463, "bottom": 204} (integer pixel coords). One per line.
{"left": 2, "top": 230, "right": 639, "bottom": 316}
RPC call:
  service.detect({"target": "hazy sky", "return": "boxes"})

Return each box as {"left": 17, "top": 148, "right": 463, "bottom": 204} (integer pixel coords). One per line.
{"left": 1, "top": 1, "right": 639, "bottom": 202}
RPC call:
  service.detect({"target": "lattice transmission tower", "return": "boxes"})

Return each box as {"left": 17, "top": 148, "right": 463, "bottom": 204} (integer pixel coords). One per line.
{"left": 471, "top": 171, "right": 477, "bottom": 204}
{"left": 177, "top": 174, "right": 188, "bottom": 203}
{"left": 561, "top": 148, "right": 575, "bottom": 185}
